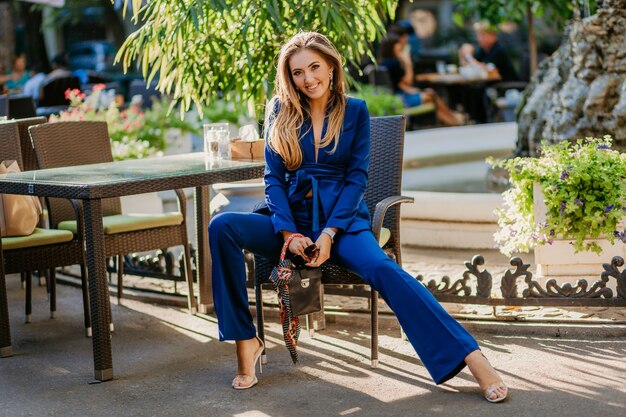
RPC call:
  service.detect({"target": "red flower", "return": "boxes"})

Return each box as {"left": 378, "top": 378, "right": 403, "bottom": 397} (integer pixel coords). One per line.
{"left": 64, "top": 88, "right": 72, "bottom": 99}
{"left": 93, "top": 83, "right": 106, "bottom": 91}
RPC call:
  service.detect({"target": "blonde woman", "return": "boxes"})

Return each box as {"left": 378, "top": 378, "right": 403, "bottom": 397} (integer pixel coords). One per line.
{"left": 208, "top": 32, "right": 508, "bottom": 402}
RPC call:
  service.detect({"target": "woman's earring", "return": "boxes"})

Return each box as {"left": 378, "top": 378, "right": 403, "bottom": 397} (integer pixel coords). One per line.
{"left": 329, "top": 73, "right": 334, "bottom": 91}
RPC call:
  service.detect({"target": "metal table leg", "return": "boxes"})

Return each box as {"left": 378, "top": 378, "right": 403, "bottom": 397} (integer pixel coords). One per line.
{"left": 83, "top": 198, "right": 113, "bottom": 381}
{"left": 195, "top": 185, "right": 214, "bottom": 314}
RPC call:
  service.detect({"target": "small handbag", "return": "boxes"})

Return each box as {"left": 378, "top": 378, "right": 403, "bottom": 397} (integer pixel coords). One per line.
{"left": 269, "top": 233, "right": 322, "bottom": 363}
{"left": 0, "top": 160, "right": 42, "bottom": 237}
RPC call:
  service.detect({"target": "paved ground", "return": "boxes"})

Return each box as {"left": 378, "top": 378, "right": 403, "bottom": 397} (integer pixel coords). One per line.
{"left": 2, "top": 265, "right": 626, "bottom": 417}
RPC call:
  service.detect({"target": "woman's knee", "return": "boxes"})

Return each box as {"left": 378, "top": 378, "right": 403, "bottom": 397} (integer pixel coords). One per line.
{"left": 421, "top": 91, "right": 434, "bottom": 103}
{"left": 209, "top": 212, "right": 240, "bottom": 237}
{"left": 358, "top": 256, "right": 402, "bottom": 285}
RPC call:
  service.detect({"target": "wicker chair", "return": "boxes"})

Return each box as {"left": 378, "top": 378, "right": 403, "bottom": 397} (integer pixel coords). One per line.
{"left": 15, "top": 117, "right": 47, "bottom": 171}
{"left": 29, "top": 121, "right": 197, "bottom": 313}
{"left": 0, "top": 121, "right": 85, "bottom": 358}
{"left": 7, "top": 95, "right": 37, "bottom": 119}
{"left": 0, "top": 95, "right": 9, "bottom": 117}
{"left": 252, "top": 115, "right": 414, "bottom": 367}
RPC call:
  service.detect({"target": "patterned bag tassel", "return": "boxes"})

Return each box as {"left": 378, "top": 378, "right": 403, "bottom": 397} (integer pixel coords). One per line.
{"left": 270, "top": 259, "right": 300, "bottom": 363}
{"left": 268, "top": 233, "right": 304, "bottom": 364}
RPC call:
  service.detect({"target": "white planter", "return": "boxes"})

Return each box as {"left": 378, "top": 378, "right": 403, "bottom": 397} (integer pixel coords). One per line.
{"left": 533, "top": 183, "right": 626, "bottom": 278}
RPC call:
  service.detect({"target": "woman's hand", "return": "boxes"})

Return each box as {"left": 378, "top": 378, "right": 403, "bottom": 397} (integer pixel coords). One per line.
{"left": 306, "top": 233, "right": 332, "bottom": 267}
{"left": 287, "top": 234, "right": 315, "bottom": 259}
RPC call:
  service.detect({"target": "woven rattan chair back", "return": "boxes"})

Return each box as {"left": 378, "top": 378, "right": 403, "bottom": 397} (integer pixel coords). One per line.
{"left": 15, "top": 117, "right": 46, "bottom": 171}
{"left": 0, "top": 122, "right": 24, "bottom": 167}
{"left": 254, "top": 115, "right": 407, "bottom": 283}
{"left": 0, "top": 95, "right": 8, "bottom": 117}
{"left": 8, "top": 95, "right": 37, "bottom": 119}
{"left": 29, "top": 121, "right": 122, "bottom": 228}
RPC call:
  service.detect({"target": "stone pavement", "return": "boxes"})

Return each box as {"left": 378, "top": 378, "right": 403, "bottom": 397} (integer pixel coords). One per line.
{"left": 2, "top": 274, "right": 626, "bottom": 417}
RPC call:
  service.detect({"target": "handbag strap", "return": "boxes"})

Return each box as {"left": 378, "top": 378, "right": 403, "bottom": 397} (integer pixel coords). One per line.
{"left": 280, "top": 233, "right": 304, "bottom": 261}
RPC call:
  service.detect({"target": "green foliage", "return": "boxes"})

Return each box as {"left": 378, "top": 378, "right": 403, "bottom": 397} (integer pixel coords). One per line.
{"left": 489, "top": 136, "right": 626, "bottom": 256}
{"left": 451, "top": 0, "right": 597, "bottom": 28}
{"left": 202, "top": 100, "right": 249, "bottom": 125}
{"left": 350, "top": 85, "right": 403, "bottom": 117}
{"left": 117, "top": 0, "right": 397, "bottom": 117}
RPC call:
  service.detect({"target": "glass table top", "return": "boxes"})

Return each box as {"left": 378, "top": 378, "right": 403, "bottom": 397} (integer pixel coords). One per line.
{"left": 0, "top": 153, "right": 265, "bottom": 186}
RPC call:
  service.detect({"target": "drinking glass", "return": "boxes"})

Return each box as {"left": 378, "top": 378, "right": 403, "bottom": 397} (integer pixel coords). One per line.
{"left": 204, "top": 123, "right": 230, "bottom": 161}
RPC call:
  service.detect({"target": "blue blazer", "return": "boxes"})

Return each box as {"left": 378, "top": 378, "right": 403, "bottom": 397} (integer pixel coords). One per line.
{"left": 262, "top": 97, "right": 371, "bottom": 236}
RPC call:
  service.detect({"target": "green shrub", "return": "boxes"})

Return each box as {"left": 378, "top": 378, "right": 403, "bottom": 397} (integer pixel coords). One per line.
{"left": 351, "top": 85, "right": 404, "bottom": 117}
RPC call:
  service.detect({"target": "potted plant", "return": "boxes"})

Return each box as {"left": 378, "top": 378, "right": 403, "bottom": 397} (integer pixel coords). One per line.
{"left": 489, "top": 136, "right": 626, "bottom": 276}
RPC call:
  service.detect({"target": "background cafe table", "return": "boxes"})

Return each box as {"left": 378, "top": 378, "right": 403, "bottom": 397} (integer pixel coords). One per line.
{"left": 0, "top": 153, "right": 264, "bottom": 381}
{"left": 415, "top": 70, "right": 502, "bottom": 86}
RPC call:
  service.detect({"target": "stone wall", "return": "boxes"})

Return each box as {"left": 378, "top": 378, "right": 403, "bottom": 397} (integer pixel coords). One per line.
{"left": 516, "top": 0, "right": 626, "bottom": 156}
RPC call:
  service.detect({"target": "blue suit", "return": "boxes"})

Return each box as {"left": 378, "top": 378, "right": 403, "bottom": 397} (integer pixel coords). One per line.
{"left": 209, "top": 97, "right": 479, "bottom": 384}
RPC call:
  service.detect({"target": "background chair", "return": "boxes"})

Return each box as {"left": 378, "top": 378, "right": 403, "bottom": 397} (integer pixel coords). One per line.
{"left": 14, "top": 116, "right": 47, "bottom": 171}
{"left": 38, "top": 76, "right": 81, "bottom": 108}
{"left": 0, "top": 95, "right": 8, "bottom": 117}
{"left": 29, "top": 121, "right": 197, "bottom": 313}
{"left": 7, "top": 95, "right": 37, "bottom": 119}
{"left": 252, "top": 115, "right": 413, "bottom": 367}
{"left": 0, "top": 121, "right": 85, "bottom": 357}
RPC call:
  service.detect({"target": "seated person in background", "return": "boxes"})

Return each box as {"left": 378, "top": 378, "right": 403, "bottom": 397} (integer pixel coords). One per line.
{"left": 37, "top": 53, "right": 74, "bottom": 106}
{"left": 459, "top": 22, "right": 519, "bottom": 82}
{"left": 43, "top": 53, "right": 72, "bottom": 85}
{"left": 22, "top": 64, "right": 48, "bottom": 104}
{"left": 388, "top": 22, "right": 421, "bottom": 66}
{"left": 379, "top": 33, "right": 464, "bottom": 126}
{"left": 0, "top": 54, "right": 30, "bottom": 94}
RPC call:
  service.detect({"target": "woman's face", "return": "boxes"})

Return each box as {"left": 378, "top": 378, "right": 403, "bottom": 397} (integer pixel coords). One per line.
{"left": 288, "top": 49, "right": 333, "bottom": 104}
{"left": 14, "top": 55, "right": 26, "bottom": 72}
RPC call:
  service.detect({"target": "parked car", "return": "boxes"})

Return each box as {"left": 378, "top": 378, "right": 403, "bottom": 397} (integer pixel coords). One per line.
{"left": 68, "top": 41, "right": 117, "bottom": 72}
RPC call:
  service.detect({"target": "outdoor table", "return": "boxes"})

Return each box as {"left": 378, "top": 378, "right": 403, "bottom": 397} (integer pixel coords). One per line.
{"left": 415, "top": 70, "right": 502, "bottom": 85}
{"left": 0, "top": 153, "right": 264, "bottom": 381}
{"left": 416, "top": 70, "right": 502, "bottom": 123}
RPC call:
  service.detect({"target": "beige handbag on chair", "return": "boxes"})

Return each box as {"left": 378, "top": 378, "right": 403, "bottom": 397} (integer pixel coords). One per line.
{"left": 0, "top": 160, "right": 42, "bottom": 237}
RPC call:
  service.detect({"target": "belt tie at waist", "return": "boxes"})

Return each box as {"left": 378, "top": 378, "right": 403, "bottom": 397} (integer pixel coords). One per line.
{"left": 286, "top": 163, "right": 345, "bottom": 232}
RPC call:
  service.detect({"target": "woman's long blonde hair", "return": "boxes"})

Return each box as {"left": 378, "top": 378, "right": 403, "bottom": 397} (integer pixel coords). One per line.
{"left": 265, "top": 32, "right": 347, "bottom": 170}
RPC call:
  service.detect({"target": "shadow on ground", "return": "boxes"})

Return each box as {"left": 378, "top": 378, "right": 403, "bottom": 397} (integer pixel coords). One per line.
{"left": 1, "top": 276, "right": 625, "bottom": 417}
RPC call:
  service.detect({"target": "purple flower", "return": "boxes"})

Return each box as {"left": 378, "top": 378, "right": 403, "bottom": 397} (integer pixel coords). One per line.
{"left": 560, "top": 170, "right": 569, "bottom": 180}
{"left": 560, "top": 200, "right": 566, "bottom": 215}
{"left": 614, "top": 231, "right": 621, "bottom": 238}
{"left": 605, "top": 204, "right": 615, "bottom": 213}
{"left": 614, "top": 231, "right": 626, "bottom": 243}
{"left": 574, "top": 198, "right": 583, "bottom": 206}
{"left": 549, "top": 229, "right": 555, "bottom": 237}
{"left": 531, "top": 233, "right": 539, "bottom": 240}
{"left": 597, "top": 144, "right": 610, "bottom": 150}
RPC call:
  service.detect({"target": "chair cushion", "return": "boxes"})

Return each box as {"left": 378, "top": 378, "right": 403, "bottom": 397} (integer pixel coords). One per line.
{"left": 378, "top": 227, "right": 391, "bottom": 247}
{"left": 58, "top": 212, "right": 184, "bottom": 235}
{"left": 2, "top": 227, "right": 74, "bottom": 250}
{"left": 403, "top": 102, "right": 436, "bottom": 116}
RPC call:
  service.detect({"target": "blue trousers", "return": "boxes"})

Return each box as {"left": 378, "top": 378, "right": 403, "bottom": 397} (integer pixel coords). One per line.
{"left": 209, "top": 212, "right": 479, "bottom": 384}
